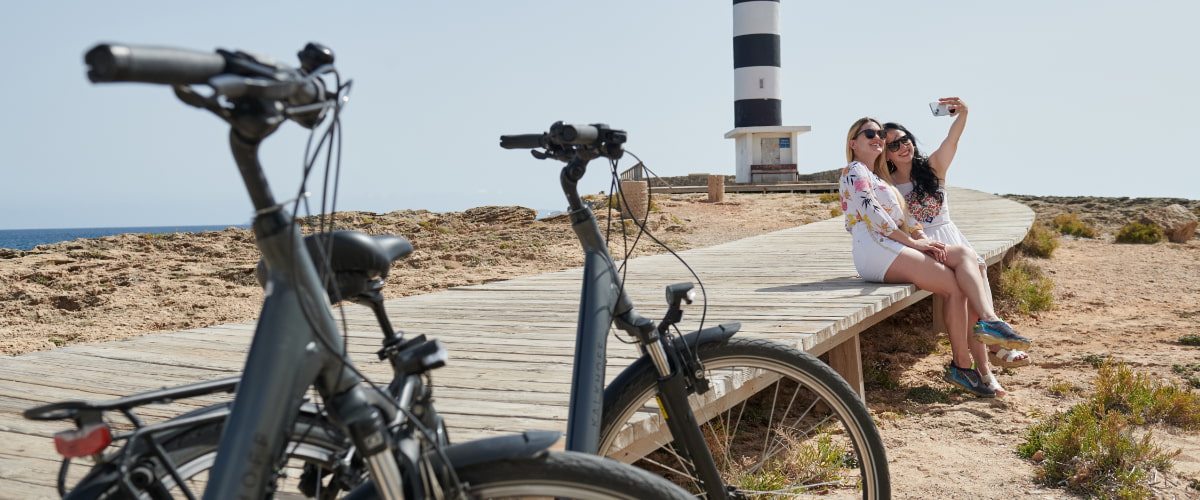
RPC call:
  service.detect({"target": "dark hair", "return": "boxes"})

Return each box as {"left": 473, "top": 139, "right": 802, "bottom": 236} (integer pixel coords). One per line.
{"left": 882, "top": 122, "right": 942, "bottom": 204}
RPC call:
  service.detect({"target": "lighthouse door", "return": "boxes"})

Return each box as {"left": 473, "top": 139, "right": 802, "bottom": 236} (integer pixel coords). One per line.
{"left": 760, "top": 137, "right": 781, "bottom": 165}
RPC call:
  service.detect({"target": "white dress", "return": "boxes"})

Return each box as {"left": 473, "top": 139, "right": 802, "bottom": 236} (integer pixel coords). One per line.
{"left": 839, "top": 162, "right": 924, "bottom": 282}
{"left": 895, "top": 182, "right": 984, "bottom": 265}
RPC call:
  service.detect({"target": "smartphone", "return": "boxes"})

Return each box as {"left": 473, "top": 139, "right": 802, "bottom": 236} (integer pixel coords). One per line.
{"left": 929, "top": 101, "right": 954, "bottom": 117}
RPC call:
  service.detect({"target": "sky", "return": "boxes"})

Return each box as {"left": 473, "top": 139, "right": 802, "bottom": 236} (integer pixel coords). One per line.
{"left": 2, "top": 1, "right": 1197, "bottom": 230}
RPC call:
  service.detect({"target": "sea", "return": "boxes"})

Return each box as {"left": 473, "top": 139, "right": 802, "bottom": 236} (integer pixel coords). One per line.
{"left": 0, "top": 224, "right": 249, "bottom": 251}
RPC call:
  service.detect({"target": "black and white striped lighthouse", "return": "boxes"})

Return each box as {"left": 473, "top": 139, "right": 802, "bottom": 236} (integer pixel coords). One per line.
{"left": 732, "top": 0, "right": 781, "bottom": 127}
{"left": 725, "top": 0, "right": 810, "bottom": 183}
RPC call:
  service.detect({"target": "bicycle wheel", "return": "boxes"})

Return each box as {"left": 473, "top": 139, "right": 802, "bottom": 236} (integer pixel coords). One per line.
{"left": 437, "top": 450, "right": 694, "bottom": 499}
{"left": 67, "top": 413, "right": 361, "bottom": 499}
{"left": 599, "top": 337, "right": 890, "bottom": 499}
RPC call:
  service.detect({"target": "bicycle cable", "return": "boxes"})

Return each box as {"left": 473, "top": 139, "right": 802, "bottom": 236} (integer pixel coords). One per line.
{"left": 269, "top": 67, "right": 353, "bottom": 496}
{"left": 603, "top": 152, "right": 710, "bottom": 359}
{"left": 279, "top": 71, "right": 455, "bottom": 499}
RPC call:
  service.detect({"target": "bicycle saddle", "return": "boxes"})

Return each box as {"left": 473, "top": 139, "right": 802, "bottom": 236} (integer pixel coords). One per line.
{"left": 255, "top": 230, "right": 414, "bottom": 303}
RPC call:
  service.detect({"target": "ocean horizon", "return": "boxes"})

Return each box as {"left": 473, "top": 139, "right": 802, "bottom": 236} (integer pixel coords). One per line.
{"left": 0, "top": 224, "right": 249, "bottom": 251}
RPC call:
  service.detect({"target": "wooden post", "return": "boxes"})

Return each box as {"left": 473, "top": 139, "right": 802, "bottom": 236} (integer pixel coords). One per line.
{"left": 706, "top": 174, "right": 725, "bottom": 202}
{"left": 932, "top": 295, "right": 946, "bottom": 336}
{"left": 619, "top": 181, "right": 649, "bottom": 220}
{"left": 826, "top": 335, "right": 865, "bottom": 401}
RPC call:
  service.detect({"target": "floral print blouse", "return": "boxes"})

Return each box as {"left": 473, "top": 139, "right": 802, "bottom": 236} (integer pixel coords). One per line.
{"left": 839, "top": 161, "right": 923, "bottom": 244}
{"left": 896, "top": 182, "right": 949, "bottom": 227}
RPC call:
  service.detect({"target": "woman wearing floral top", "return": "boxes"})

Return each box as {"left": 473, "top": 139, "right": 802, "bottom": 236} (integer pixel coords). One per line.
{"left": 839, "top": 117, "right": 1029, "bottom": 397}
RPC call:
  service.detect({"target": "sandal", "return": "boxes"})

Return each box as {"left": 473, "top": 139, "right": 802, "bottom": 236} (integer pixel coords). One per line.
{"left": 985, "top": 371, "right": 1008, "bottom": 397}
{"left": 988, "top": 348, "right": 1032, "bottom": 368}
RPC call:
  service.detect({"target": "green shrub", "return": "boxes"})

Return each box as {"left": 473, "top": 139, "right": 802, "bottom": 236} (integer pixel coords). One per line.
{"left": 1092, "top": 361, "right": 1200, "bottom": 430}
{"left": 818, "top": 192, "right": 839, "bottom": 203}
{"left": 1046, "top": 379, "right": 1085, "bottom": 397}
{"left": 1052, "top": 213, "right": 1099, "bottom": 238}
{"left": 1020, "top": 362, "right": 1200, "bottom": 498}
{"left": 829, "top": 207, "right": 842, "bottom": 218}
{"left": 1020, "top": 405, "right": 1175, "bottom": 499}
{"left": 1180, "top": 334, "right": 1200, "bottom": 346}
{"left": 1115, "top": 222, "right": 1163, "bottom": 244}
{"left": 1019, "top": 222, "right": 1059, "bottom": 258}
{"left": 1081, "top": 354, "right": 1109, "bottom": 368}
{"left": 1172, "top": 364, "right": 1200, "bottom": 389}
{"left": 996, "top": 259, "right": 1055, "bottom": 315}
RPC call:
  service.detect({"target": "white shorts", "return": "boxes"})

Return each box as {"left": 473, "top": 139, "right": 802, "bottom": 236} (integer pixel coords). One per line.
{"left": 850, "top": 229, "right": 907, "bottom": 282}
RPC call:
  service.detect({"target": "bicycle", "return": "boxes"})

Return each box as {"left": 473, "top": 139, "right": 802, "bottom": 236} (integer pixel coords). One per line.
{"left": 500, "top": 122, "right": 891, "bottom": 499}
{"left": 23, "top": 43, "right": 695, "bottom": 500}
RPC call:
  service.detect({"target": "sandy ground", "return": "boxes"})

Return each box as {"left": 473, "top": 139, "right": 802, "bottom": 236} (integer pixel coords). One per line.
{"left": 2, "top": 192, "right": 1199, "bottom": 498}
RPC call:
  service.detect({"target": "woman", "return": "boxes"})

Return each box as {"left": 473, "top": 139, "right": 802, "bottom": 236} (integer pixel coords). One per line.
{"left": 838, "top": 117, "right": 1029, "bottom": 397}
{"left": 883, "top": 97, "right": 1033, "bottom": 375}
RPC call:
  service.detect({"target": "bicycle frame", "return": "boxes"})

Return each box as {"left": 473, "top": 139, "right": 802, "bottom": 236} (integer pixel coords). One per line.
{"left": 202, "top": 125, "right": 405, "bottom": 499}
{"left": 556, "top": 154, "right": 735, "bottom": 500}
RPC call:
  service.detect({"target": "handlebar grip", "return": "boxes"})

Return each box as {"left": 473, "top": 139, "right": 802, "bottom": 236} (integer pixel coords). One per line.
{"left": 85, "top": 44, "right": 228, "bottom": 85}
{"left": 499, "top": 133, "right": 548, "bottom": 149}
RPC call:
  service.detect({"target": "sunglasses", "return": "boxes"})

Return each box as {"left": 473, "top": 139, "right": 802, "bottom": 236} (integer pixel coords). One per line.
{"left": 853, "top": 129, "right": 884, "bottom": 140}
{"left": 886, "top": 136, "right": 912, "bottom": 152}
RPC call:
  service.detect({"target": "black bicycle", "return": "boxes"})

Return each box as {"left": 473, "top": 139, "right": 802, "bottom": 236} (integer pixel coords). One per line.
{"left": 500, "top": 122, "right": 891, "bottom": 499}
{"left": 23, "top": 44, "right": 694, "bottom": 500}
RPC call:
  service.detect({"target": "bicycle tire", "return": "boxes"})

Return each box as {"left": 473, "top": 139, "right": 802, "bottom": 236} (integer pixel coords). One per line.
{"left": 598, "top": 337, "right": 890, "bottom": 499}
{"left": 350, "top": 450, "right": 696, "bottom": 500}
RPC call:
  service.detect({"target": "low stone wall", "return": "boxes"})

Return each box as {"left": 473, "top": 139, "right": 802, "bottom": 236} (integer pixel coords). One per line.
{"left": 648, "top": 168, "right": 841, "bottom": 188}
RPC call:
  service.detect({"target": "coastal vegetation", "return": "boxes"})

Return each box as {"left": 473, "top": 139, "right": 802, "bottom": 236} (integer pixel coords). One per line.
{"left": 1020, "top": 361, "right": 1200, "bottom": 499}
{"left": 1018, "top": 222, "right": 1059, "bottom": 258}
{"left": 1051, "top": 212, "right": 1099, "bottom": 238}
{"left": 1115, "top": 221, "right": 1165, "bottom": 244}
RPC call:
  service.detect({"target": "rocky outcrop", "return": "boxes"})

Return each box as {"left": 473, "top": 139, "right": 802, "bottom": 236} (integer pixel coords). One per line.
{"left": 1139, "top": 204, "right": 1198, "bottom": 243}
{"left": 461, "top": 206, "right": 537, "bottom": 225}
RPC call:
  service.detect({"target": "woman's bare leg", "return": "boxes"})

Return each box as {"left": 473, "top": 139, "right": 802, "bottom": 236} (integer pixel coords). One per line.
{"left": 883, "top": 248, "right": 973, "bottom": 368}
{"left": 942, "top": 246, "right": 1002, "bottom": 321}
{"left": 968, "top": 261, "right": 994, "bottom": 371}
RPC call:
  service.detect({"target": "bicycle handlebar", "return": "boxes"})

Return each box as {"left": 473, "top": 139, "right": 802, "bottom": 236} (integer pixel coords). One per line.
{"left": 498, "top": 133, "right": 548, "bottom": 149}
{"left": 84, "top": 42, "right": 339, "bottom": 136}
{"left": 85, "top": 44, "right": 229, "bottom": 85}
{"left": 499, "top": 121, "right": 626, "bottom": 161}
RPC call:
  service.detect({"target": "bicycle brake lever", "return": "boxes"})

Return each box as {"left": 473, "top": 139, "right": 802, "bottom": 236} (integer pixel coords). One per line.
{"left": 173, "top": 84, "right": 229, "bottom": 118}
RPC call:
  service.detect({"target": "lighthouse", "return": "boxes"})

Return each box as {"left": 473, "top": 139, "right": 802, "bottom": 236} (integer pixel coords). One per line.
{"left": 725, "top": 0, "right": 810, "bottom": 183}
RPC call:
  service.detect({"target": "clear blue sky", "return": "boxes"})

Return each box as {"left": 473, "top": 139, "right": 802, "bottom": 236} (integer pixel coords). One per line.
{"left": 3, "top": 1, "right": 1196, "bottom": 230}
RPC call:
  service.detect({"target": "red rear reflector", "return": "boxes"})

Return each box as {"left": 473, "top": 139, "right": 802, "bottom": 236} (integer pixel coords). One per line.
{"left": 54, "top": 423, "right": 112, "bottom": 458}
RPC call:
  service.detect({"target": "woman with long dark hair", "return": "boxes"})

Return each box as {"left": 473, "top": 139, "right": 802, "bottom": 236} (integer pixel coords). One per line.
{"left": 839, "top": 117, "right": 1029, "bottom": 397}
{"left": 884, "top": 98, "right": 1032, "bottom": 396}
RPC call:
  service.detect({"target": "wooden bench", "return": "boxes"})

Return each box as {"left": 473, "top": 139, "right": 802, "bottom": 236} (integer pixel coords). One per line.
{"left": 0, "top": 187, "right": 1032, "bottom": 497}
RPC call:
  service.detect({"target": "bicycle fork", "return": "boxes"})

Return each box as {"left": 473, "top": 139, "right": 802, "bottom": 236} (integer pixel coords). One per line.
{"left": 640, "top": 333, "right": 741, "bottom": 500}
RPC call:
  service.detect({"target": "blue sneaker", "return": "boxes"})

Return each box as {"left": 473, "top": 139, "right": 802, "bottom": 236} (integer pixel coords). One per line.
{"left": 943, "top": 363, "right": 996, "bottom": 398}
{"left": 973, "top": 320, "right": 1032, "bottom": 350}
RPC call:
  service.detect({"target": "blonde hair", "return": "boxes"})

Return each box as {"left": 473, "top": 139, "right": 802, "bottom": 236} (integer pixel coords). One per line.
{"left": 846, "top": 117, "right": 910, "bottom": 226}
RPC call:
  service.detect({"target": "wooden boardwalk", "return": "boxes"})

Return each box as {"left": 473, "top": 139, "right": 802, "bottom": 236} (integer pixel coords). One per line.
{"left": 0, "top": 187, "right": 1033, "bottom": 498}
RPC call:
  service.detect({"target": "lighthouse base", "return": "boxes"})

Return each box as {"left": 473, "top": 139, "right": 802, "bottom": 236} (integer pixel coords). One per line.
{"left": 725, "top": 125, "right": 811, "bottom": 184}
